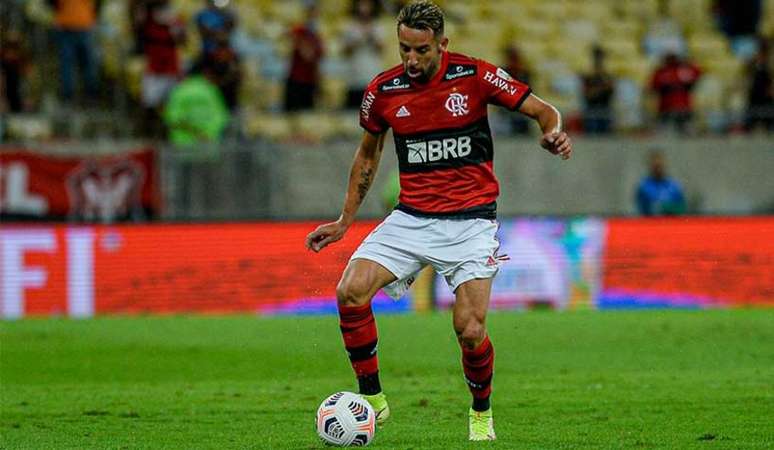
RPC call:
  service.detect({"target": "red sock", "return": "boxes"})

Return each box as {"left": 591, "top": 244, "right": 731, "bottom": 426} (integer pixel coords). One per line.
{"left": 338, "top": 304, "right": 379, "bottom": 380}
{"left": 462, "top": 335, "right": 494, "bottom": 401}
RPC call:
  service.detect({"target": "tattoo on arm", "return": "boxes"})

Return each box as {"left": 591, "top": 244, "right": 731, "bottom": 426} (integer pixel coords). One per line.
{"left": 357, "top": 168, "right": 374, "bottom": 203}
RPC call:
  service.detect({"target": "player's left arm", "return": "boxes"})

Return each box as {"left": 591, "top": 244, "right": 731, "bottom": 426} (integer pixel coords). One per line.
{"left": 518, "top": 94, "right": 572, "bottom": 160}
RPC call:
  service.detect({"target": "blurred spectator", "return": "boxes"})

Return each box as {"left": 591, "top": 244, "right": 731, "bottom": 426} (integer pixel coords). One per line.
{"left": 49, "top": 0, "right": 101, "bottom": 103}
{"left": 713, "top": 0, "right": 762, "bottom": 40}
{"left": 1, "top": 30, "right": 28, "bottom": 113}
{"left": 284, "top": 3, "right": 325, "bottom": 112}
{"left": 163, "top": 66, "right": 230, "bottom": 148}
{"left": 636, "top": 150, "right": 686, "bottom": 216}
{"left": 163, "top": 66, "right": 229, "bottom": 217}
{"left": 129, "top": 0, "right": 151, "bottom": 55}
{"left": 501, "top": 45, "right": 532, "bottom": 135}
{"left": 201, "top": 38, "right": 242, "bottom": 112}
{"left": 643, "top": 0, "right": 686, "bottom": 61}
{"left": 713, "top": 0, "right": 762, "bottom": 59}
{"left": 581, "top": 46, "right": 614, "bottom": 134}
{"left": 342, "top": 0, "right": 384, "bottom": 109}
{"left": 745, "top": 37, "right": 773, "bottom": 132}
{"left": 502, "top": 45, "right": 531, "bottom": 84}
{"left": 192, "top": 0, "right": 240, "bottom": 111}
{"left": 650, "top": 53, "right": 701, "bottom": 134}
{"left": 138, "top": 0, "right": 186, "bottom": 136}
{"left": 195, "top": 0, "right": 236, "bottom": 55}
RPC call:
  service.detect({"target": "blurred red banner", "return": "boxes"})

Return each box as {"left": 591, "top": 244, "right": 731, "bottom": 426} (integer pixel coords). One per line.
{"left": 0, "top": 148, "right": 160, "bottom": 221}
{"left": 1, "top": 218, "right": 772, "bottom": 318}
{"left": 0, "top": 222, "right": 377, "bottom": 318}
{"left": 601, "top": 217, "right": 774, "bottom": 308}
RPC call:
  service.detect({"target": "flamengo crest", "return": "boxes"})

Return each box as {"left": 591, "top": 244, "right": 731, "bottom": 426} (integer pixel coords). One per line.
{"left": 445, "top": 92, "right": 469, "bottom": 117}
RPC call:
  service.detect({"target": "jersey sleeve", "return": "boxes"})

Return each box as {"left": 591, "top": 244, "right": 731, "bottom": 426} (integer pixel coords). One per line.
{"left": 359, "top": 79, "right": 389, "bottom": 134}
{"left": 477, "top": 59, "right": 532, "bottom": 111}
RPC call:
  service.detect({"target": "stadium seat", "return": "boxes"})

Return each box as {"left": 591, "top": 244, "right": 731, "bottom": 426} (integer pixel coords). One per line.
{"left": 330, "top": 111, "right": 362, "bottom": 139}
{"left": 689, "top": 34, "right": 732, "bottom": 61}
{"left": 516, "top": 41, "right": 549, "bottom": 67}
{"left": 619, "top": 58, "right": 653, "bottom": 86}
{"left": 763, "top": 0, "right": 774, "bottom": 35}
{"left": 293, "top": 112, "right": 343, "bottom": 142}
{"left": 513, "top": 19, "right": 554, "bottom": 41}
{"left": 601, "top": 40, "right": 641, "bottom": 62}
{"left": 605, "top": 55, "right": 649, "bottom": 86}
{"left": 526, "top": 2, "right": 566, "bottom": 21}
{"left": 619, "top": 0, "right": 659, "bottom": 21}
{"left": 320, "top": 78, "right": 346, "bottom": 110}
{"left": 250, "top": 79, "right": 284, "bottom": 111}
{"left": 245, "top": 112, "right": 292, "bottom": 141}
{"left": 567, "top": 2, "right": 612, "bottom": 23}
{"left": 670, "top": 0, "right": 714, "bottom": 34}
{"left": 319, "top": 0, "right": 348, "bottom": 18}
{"left": 266, "top": 2, "right": 304, "bottom": 26}
{"left": 694, "top": 75, "right": 725, "bottom": 110}
{"left": 562, "top": 19, "right": 600, "bottom": 46}
{"left": 612, "top": 78, "right": 645, "bottom": 130}
{"left": 701, "top": 57, "right": 744, "bottom": 86}
{"left": 693, "top": 75, "right": 728, "bottom": 132}
{"left": 444, "top": 1, "right": 476, "bottom": 23}
{"left": 603, "top": 20, "right": 642, "bottom": 42}
{"left": 548, "top": 37, "right": 593, "bottom": 73}
{"left": 5, "top": 114, "right": 53, "bottom": 140}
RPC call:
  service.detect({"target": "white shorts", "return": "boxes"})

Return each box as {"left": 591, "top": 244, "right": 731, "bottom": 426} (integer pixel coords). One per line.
{"left": 350, "top": 210, "right": 504, "bottom": 299}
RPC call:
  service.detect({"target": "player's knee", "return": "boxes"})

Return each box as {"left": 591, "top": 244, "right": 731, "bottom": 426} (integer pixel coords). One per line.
{"left": 336, "top": 276, "right": 372, "bottom": 307}
{"left": 457, "top": 320, "right": 485, "bottom": 348}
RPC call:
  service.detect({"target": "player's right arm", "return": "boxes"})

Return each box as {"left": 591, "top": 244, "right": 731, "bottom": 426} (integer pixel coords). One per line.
{"left": 477, "top": 59, "right": 571, "bottom": 160}
{"left": 518, "top": 94, "right": 572, "bottom": 160}
{"left": 305, "top": 130, "right": 387, "bottom": 253}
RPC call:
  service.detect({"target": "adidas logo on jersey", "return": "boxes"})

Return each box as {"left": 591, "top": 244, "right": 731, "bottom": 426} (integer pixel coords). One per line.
{"left": 396, "top": 106, "right": 411, "bottom": 117}
{"left": 407, "top": 136, "right": 472, "bottom": 164}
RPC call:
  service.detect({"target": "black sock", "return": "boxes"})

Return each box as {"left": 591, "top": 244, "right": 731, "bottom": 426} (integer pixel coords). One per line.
{"left": 358, "top": 372, "right": 382, "bottom": 395}
{"left": 472, "top": 397, "right": 490, "bottom": 412}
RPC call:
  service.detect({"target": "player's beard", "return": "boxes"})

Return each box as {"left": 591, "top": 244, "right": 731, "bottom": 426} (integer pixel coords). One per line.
{"left": 407, "top": 58, "right": 439, "bottom": 84}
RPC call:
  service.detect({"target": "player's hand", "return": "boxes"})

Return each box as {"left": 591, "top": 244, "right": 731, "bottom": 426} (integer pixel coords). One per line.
{"left": 305, "top": 219, "right": 349, "bottom": 253}
{"left": 540, "top": 131, "right": 573, "bottom": 160}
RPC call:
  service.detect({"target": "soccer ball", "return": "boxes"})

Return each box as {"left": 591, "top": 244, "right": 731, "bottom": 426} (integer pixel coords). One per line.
{"left": 316, "top": 391, "right": 376, "bottom": 447}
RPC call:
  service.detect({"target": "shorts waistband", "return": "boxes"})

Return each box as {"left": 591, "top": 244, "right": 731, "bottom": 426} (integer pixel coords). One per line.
{"left": 395, "top": 202, "right": 497, "bottom": 220}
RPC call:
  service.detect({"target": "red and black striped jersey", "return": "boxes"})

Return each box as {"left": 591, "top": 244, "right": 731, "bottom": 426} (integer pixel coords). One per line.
{"left": 359, "top": 51, "right": 531, "bottom": 219}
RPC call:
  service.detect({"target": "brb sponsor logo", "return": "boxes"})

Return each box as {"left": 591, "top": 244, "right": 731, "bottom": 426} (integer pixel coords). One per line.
{"left": 445, "top": 92, "right": 469, "bottom": 117}
{"left": 407, "top": 136, "right": 472, "bottom": 164}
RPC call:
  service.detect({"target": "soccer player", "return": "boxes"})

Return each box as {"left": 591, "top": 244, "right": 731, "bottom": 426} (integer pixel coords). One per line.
{"left": 305, "top": 0, "right": 572, "bottom": 441}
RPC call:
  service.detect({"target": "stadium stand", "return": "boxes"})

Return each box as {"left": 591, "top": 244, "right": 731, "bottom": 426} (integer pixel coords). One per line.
{"left": 1, "top": 0, "right": 772, "bottom": 143}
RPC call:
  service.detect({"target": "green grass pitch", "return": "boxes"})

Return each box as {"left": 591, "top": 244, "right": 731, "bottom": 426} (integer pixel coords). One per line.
{"left": 2, "top": 309, "right": 773, "bottom": 449}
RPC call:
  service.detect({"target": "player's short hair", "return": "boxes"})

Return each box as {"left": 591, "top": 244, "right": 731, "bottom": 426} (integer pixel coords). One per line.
{"left": 397, "top": 1, "right": 445, "bottom": 39}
